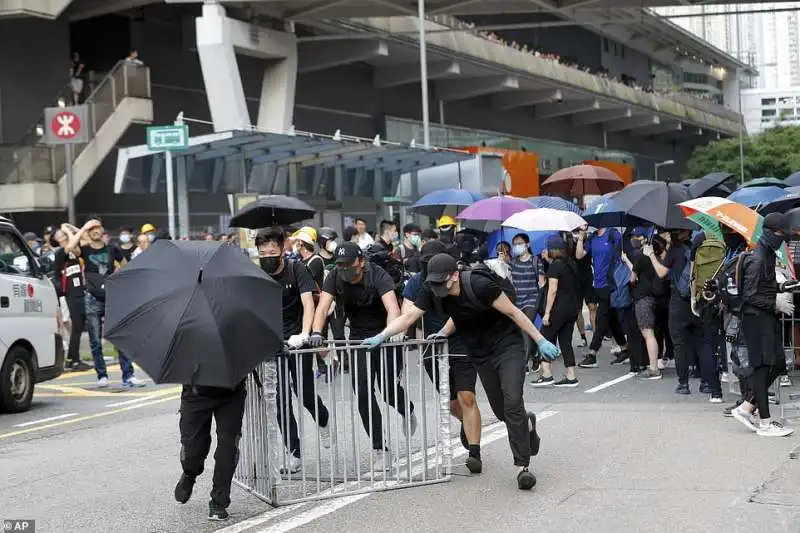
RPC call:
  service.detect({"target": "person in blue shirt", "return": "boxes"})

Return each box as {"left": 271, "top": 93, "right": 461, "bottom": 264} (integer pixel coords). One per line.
{"left": 575, "top": 227, "right": 628, "bottom": 368}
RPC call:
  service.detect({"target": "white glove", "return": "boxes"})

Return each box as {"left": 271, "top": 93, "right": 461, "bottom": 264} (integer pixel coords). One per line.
{"left": 690, "top": 297, "right": 700, "bottom": 318}
{"left": 642, "top": 244, "right": 654, "bottom": 258}
{"left": 287, "top": 333, "right": 309, "bottom": 349}
{"left": 389, "top": 333, "right": 407, "bottom": 343}
{"left": 776, "top": 293, "right": 795, "bottom": 316}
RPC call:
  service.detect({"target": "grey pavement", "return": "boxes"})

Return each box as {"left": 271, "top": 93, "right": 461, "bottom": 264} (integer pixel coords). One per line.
{"left": 1, "top": 344, "right": 800, "bottom": 533}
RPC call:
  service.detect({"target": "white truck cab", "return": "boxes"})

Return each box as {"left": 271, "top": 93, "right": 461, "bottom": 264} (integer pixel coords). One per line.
{"left": 0, "top": 216, "right": 63, "bottom": 412}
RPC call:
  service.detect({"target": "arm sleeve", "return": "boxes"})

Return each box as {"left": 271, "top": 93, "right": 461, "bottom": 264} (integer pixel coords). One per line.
{"left": 413, "top": 283, "right": 432, "bottom": 312}
{"left": 321, "top": 269, "right": 337, "bottom": 295}
{"left": 294, "top": 263, "right": 317, "bottom": 295}
{"left": 307, "top": 257, "right": 325, "bottom": 286}
{"left": 548, "top": 260, "right": 565, "bottom": 281}
{"left": 373, "top": 265, "right": 395, "bottom": 296}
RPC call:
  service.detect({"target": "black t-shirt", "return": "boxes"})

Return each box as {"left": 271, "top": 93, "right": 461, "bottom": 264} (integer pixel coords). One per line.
{"left": 303, "top": 254, "right": 325, "bottom": 289}
{"left": 631, "top": 249, "right": 656, "bottom": 300}
{"left": 663, "top": 242, "right": 689, "bottom": 299}
{"left": 119, "top": 244, "right": 137, "bottom": 263}
{"left": 54, "top": 248, "right": 85, "bottom": 298}
{"left": 414, "top": 271, "right": 519, "bottom": 359}
{"left": 270, "top": 260, "right": 316, "bottom": 338}
{"left": 545, "top": 257, "right": 580, "bottom": 318}
{"left": 404, "top": 246, "right": 421, "bottom": 274}
{"left": 322, "top": 263, "right": 395, "bottom": 339}
{"left": 80, "top": 244, "right": 124, "bottom": 276}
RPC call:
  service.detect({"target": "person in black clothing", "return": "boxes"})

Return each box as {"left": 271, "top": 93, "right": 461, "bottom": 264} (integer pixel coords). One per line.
{"left": 309, "top": 242, "right": 416, "bottom": 471}
{"left": 364, "top": 253, "right": 560, "bottom": 490}
{"left": 628, "top": 227, "right": 662, "bottom": 380}
{"left": 174, "top": 380, "right": 247, "bottom": 521}
{"left": 117, "top": 227, "right": 137, "bottom": 262}
{"left": 53, "top": 229, "right": 91, "bottom": 371}
{"left": 256, "top": 228, "right": 332, "bottom": 472}
{"left": 730, "top": 213, "right": 795, "bottom": 437}
{"left": 402, "top": 223, "right": 422, "bottom": 274}
{"left": 531, "top": 235, "right": 581, "bottom": 388}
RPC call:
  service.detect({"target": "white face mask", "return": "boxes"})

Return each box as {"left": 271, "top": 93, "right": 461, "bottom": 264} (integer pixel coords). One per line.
{"left": 147, "top": 233, "right": 155, "bottom": 242}
{"left": 326, "top": 241, "right": 338, "bottom": 253}
{"left": 119, "top": 233, "right": 131, "bottom": 244}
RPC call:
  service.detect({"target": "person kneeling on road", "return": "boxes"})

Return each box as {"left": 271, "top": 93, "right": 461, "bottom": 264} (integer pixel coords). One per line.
{"left": 361, "top": 253, "right": 560, "bottom": 490}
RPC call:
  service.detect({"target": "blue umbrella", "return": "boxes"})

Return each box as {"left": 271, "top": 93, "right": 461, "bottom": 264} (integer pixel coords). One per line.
{"left": 728, "top": 186, "right": 789, "bottom": 208}
{"left": 411, "top": 189, "right": 485, "bottom": 217}
{"left": 583, "top": 192, "right": 619, "bottom": 216}
{"left": 785, "top": 172, "right": 800, "bottom": 187}
{"left": 486, "top": 227, "right": 557, "bottom": 258}
{"left": 526, "top": 196, "right": 582, "bottom": 214}
{"left": 737, "top": 177, "right": 789, "bottom": 189}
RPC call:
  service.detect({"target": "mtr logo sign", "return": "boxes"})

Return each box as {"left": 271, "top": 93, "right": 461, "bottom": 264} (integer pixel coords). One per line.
{"left": 43, "top": 105, "right": 88, "bottom": 145}
{"left": 50, "top": 111, "right": 82, "bottom": 140}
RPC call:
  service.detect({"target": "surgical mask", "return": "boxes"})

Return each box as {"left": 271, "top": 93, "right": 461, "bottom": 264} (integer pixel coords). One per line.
{"left": 147, "top": 233, "right": 155, "bottom": 242}
{"left": 293, "top": 244, "right": 302, "bottom": 255}
{"left": 409, "top": 235, "right": 421, "bottom": 248}
{"left": 119, "top": 234, "right": 131, "bottom": 244}
{"left": 391, "top": 232, "right": 399, "bottom": 242}
{"left": 259, "top": 256, "right": 281, "bottom": 274}
{"left": 760, "top": 229, "right": 786, "bottom": 252}
{"left": 339, "top": 266, "right": 360, "bottom": 283}
{"left": 326, "top": 241, "right": 338, "bottom": 253}
{"left": 512, "top": 244, "right": 527, "bottom": 257}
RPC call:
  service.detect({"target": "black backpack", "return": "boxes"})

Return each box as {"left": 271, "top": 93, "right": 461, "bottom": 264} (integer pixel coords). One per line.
{"left": 458, "top": 264, "right": 517, "bottom": 310}
{"left": 365, "top": 244, "right": 405, "bottom": 293}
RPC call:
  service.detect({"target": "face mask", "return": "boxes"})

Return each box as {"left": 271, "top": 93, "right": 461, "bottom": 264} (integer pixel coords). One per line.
{"left": 723, "top": 233, "right": 743, "bottom": 250}
{"left": 512, "top": 244, "right": 527, "bottom": 257}
{"left": 119, "top": 234, "right": 131, "bottom": 244}
{"left": 339, "top": 266, "right": 360, "bottom": 283}
{"left": 409, "top": 235, "right": 421, "bottom": 248}
{"left": 259, "top": 256, "right": 281, "bottom": 274}
{"left": 293, "top": 244, "right": 302, "bottom": 255}
{"left": 760, "top": 229, "right": 785, "bottom": 252}
{"left": 391, "top": 232, "right": 399, "bottom": 242}
{"left": 630, "top": 238, "right": 643, "bottom": 249}
{"left": 439, "top": 228, "right": 454, "bottom": 243}
{"left": 147, "top": 233, "right": 155, "bottom": 242}
{"left": 326, "top": 241, "right": 338, "bottom": 253}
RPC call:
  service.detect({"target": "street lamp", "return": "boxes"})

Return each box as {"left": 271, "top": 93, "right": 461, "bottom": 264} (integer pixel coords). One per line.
{"left": 654, "top": 159, "right": 675, "bottom": 181}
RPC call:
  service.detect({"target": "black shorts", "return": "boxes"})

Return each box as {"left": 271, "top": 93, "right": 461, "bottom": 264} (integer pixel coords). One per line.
{"left": 635, "top": 296, "right": 656, "bottom": 330}
{"left": 424, "top": 354, "right": 477, "bottom": 401}
{"left": 583, "top": 283, "right": 598, "bottom": 305}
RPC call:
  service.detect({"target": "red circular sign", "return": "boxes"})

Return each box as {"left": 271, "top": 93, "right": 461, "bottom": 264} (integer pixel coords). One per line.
{"left": 27, "top": 284, "right": 34, "bottom": 298}
{"left": 50, "top": 111, "right": 82, "bottom": 140}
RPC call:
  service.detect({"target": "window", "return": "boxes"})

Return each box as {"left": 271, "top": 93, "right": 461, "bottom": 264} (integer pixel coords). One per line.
{"left": 762, "top": 109, "right": 777, "bottom": 117}
{"left": 762, "top": 98, "right": 777, "bottom": 106}
{"left": 0, "top": 230, "right": 36, "bottom": 278}
{"left": 604, "top": 38, "right": 609, "bottom": 53}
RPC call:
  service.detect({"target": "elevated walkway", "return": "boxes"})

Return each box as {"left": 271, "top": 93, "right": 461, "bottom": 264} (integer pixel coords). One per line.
{"left": 0, "top": 0, "right": 71, "bottom": 18}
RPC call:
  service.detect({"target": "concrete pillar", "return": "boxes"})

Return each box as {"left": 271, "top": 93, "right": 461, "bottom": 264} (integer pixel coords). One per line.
{"left": 257, "top": 55, "right": 297, "bottom": 132}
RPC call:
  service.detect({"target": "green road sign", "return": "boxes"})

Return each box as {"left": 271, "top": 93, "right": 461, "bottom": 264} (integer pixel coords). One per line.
{"left": 147, "top": 125, "right": 189, "bottom": 151}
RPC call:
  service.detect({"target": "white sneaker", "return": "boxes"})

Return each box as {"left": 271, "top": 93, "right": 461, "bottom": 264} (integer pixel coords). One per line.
{"left": 319, "top": 423, "right": 333, "bottom": 449}
{"left": 721, "top": 372, "right": 731, "bottom": 383}
{"left": 122, "top": 376, "right": 146, "bottom": 388}
{"left": 403, "top": 413, "right": 418, "bottom": 437}
{"left": 372, "top": 449, "right": 392, "bottom": 471}
{"left": 757, "top": 420, "right": 794, "bottom": 437}
{"left": 657, "top": 358, "right": 666, "bottom": 371}
{"left": 732, "top": 406, "right": 758, "bottom": 432}
{"left": 280, "top": 454, "right": 302, "bottom": 474}
{"left": 780, "top": 375, "right": 792, "bottom": 387}
{"left": 97, "top": 376, "right": 109, "bottom": 388}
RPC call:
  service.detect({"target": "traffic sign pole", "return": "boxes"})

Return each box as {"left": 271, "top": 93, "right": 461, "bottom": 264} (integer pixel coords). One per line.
{"left": 65, "top": 144, "right": 75, "bottom": 226}
{"left": 146, "top": 118, "right": 188, "bottom": 239}
{"left": 165, "top": 149, "right": 176, "bottom": 240}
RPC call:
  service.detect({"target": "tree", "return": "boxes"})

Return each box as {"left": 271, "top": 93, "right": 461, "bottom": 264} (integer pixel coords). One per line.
{"left": 685, "top": 125, "right": 800, "bottom": 181}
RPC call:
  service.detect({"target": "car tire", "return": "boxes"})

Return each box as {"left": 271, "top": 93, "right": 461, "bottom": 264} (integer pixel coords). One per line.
{"left": 0, "top": 346, "right": 35, "bottom": 413}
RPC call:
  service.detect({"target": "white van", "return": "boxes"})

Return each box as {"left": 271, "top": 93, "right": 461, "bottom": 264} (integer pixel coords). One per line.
{"left": 0, "top": 216, "right": 63, "bottom": 413}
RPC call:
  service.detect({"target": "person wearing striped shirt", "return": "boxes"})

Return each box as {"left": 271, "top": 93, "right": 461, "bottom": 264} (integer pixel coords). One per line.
{"left": 510, "top": 234, "right": 546, "bottom": 371}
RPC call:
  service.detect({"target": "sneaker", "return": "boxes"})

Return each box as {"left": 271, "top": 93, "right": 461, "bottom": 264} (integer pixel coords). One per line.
{"left": 280, "top": 454, "right": 302, "bottom": 474}
{"left": 553, "top": 377, "right": 579, "bottom": 388}
{"left": 675, "top": 383, "right": 690, "bottom": 395}
{"left": 69, "top": 361, "right": 93, "bottom": 371}
{"left": 319, "top": 423, "right": 333, "bottom": 449}
{"left": 638, "top": 368, "right": 663, "bottom": 380}
{"left": 528, "top": 412, "right": 541, "bottom": 456}
{"left": 516, "top": 467, "right": 537, "bottom": 490}
{"left": 723, "top": 400, "right": 744, "bottom": 417}
{"left": 578, "top": 354, "right": 598, "bottom": 369}
{"left": 721, "top": 372, "right": 731, "bottom": 383}
{"left": 578, "top": 336, "right": 588, "bottom": 348}
{"left": 756, "top": 420, "right": 795, "bottom": 437}
{"left": 732, "top": 406, "right": 758, "bottom": 432}
{"left": 699, "top": 382, "right": 712, "bottom": 394}
{"left": 780, "top": 375, "right": 792, "bottom": 387}
{"left": 610, "top": 344, "right": 620, "bottom": 354}
{"left": 709, "top": 395, "right": 723, "bottom": 404}
{"left": 528, "top": 360, "right": 541, "bottom": 374}
{"left": 122, "top": 377, "right": 146, "bottom": 388}
{"left": 465, "top": 456, "right": 482, "bottom": 474}
{"left": 610, "top": 351, "right": 629, "bottom": 366}
{"left": 403, "top": 412, "right": 418, "bottom": 437}
{"left": 530, "top": 375, "right": 554, "bottom": 387}
{"left": 174, "top": 473, "right": 195, "bottom": 504}
{"left": 664, "top": 358, "right": 676, "bottom": 369}
{"left": 459, "top": 424, "right": 469, "bottom": 451}
{"left": 657, "top": 358, "right": 666, "bottom": 370}
{"left": 769, "top": 391, "right": 778, "bottom": 405}
{"left": 97, "top": 376, "right": 109, "bottom": 388}
{"left": 208, "top": 503, "right": 229, "bottom": 521}
{"left": 372, "top": 449, "right": 392, "bottom": 471}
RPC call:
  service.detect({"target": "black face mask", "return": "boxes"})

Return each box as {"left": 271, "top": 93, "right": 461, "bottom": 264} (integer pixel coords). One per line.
{"left": 630, "top": 238, "right": 643, "bottom": 249}
{"left": 439, "top": 228, "right": 455, "bottom": 243}
{"left": 259, "top": 256, "right": 281, "bottom": 274}
{"left": 723, "top": 232, "right": 744, "bottom": 250}
{"left": 339, "top": 266, "right": 360, "bottom": 283}
{"left": 760, "top": 229, "right": 786, "bottom": 252}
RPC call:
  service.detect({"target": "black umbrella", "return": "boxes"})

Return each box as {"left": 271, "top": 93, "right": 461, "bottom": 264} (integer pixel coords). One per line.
{"left": 230, "top": 195, "right": 317, "bottom": 229}
{"left": 759, "top": 193, "right": 800, "bottom": 216}
{"left": 595, "top": 181, "right": 696, "bottom": 230}
{"left": 683, "top": 172, "right": 734, "bottom": 198}
{"left": 785, "top": 172, "right": 800, "bottom": 187}
{"left": 104, "top": 240, "right": 283, "bottom": 389}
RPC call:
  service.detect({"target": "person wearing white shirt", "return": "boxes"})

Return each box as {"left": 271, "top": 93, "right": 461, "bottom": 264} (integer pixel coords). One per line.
{"left": 353, "top": 217, "right": 374, "bottom": 250}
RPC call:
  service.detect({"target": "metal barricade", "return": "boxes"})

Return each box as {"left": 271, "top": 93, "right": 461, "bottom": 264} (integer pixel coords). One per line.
{"left": 234, "top": 338, "right": 452, "bottom": 506}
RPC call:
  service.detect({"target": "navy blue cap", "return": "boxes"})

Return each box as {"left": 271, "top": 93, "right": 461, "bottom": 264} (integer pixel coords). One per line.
{"left": 546, "top": 234, "right": 566, "bottom": 250}
{"left": 631, "top": 227, "right": 649, "bottom": 238}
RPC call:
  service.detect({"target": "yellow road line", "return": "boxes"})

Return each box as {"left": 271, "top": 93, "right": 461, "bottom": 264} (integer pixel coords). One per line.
{"left": 54, "top": 364, "right": 145, "bottom": 380}
{"left": 53, "top": 379, "right": 153, "bottom": 387}
{"left": 0, "top": 394, "right": 181, "bottom": 440}
{"left": 34, "top": 385, "right": 181, "bottom": 398}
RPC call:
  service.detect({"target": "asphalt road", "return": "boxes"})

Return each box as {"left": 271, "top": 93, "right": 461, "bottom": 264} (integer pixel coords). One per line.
{"left": 2, "top": 347, "right": 800, "bottom": 533}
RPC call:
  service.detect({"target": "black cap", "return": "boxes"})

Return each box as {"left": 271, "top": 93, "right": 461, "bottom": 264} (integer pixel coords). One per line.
{"left": 420, "top": 240, "right": 448, "bottom": 262}
{"left": 425, "top": 253, "right": 458, "bottom": 298}
{"left": 335, "top": 242, "right": 363, "bottom": 264}
{"left": 764, "top": 212, "right": 791, "bottom": 233}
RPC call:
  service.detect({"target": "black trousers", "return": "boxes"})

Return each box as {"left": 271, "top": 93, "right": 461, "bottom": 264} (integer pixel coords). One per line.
{"left": 350, "top": 346, "right": 413, "bottom": 450}
{"left": 65, "top": 294, "right": 86, "bottom": 364}
{"left": 589, "top": 287, "right": 627, "bottom": 352}
{"left": 654, "top": 296, "right": 673, "bottom": 359}
{"left": 698, "top": 317, "right": 723, "bottom": 396}
{"left": 276, "top": 353, "right": 330, "bottom": 457}
{"left": 474, "top": 342, "right": 530, "bottom": 467}
{"left": 179, "top": 386, "right": 246, "bottom": 509}
{"left": 541, "top": 314, "right": 577, "bottom": 368}
{"left": 619, "top": 306, "right": 646, "bottom": 372}
{"left": 742, "top": 309, "right": 786, "bottom": 419}
{"left": 668, "top": 297, "right": 700, "bottom": 384}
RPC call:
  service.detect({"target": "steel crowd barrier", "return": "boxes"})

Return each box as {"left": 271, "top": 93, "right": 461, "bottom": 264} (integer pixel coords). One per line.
{"left": 234, "top": 338, "right": 453, "bottom": 506}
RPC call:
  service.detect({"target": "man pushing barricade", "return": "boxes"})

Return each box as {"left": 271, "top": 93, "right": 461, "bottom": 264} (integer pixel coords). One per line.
{"left": 359, "top": 253, "right": 560, "bottom": 490}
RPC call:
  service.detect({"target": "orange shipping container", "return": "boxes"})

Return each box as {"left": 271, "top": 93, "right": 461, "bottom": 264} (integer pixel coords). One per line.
{"left": 460, "top": 147, "right": 540, "bottom": 197}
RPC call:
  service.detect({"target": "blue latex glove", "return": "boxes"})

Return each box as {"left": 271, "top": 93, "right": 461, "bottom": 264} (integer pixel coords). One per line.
{"left": 360, "top": 334, "right": 386, "bottom": 349}
{"left": 536, "top": 338, "right": 560, "bottom": 361}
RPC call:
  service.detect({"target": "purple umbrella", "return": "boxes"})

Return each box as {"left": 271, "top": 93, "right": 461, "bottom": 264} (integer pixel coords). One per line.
{"left": 457, "top": 195, "right": 533, "bottom": 231}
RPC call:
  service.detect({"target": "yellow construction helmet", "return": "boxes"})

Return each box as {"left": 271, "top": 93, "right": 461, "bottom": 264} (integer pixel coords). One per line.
{"left": 140, "top": 223, "right": 156, "bottom": 234}
{"left": 436, "top": 215, "right": 457, "bottom": 229}
{"left": 291, "top": 226, "right": 317, "bottom": 243}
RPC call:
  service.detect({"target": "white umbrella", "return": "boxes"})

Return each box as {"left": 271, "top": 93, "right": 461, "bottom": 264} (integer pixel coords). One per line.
{"left": 502, "top": 208, "right": 587, "bottom": 232}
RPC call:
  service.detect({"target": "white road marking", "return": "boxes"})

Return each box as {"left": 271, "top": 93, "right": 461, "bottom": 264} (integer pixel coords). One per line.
{"left": 243, "top": 411, "right": 559, "bottom": 533}
{"left": 105, "top": 395, "right": 163, "bottom": 408}
{"left": 215, "top": 504, "right": 307, "bottom": 533}
{"left": 13, "top": 413, "right": 78, "bottom": 428}
{"left": 584, "top": 373, "right": 635, "bottom": 394}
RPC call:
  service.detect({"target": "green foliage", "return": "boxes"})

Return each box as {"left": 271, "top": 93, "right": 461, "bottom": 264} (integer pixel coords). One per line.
{"left": 686, "top": 125, "right": 800, "bottom": 181}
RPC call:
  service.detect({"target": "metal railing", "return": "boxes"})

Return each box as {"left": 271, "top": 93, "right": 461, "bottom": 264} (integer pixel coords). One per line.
{"left": 0, "top": 60, "right": 151, "bottom": 185}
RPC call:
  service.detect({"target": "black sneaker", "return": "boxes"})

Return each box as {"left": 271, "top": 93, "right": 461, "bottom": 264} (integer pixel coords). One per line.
{"left": 723, "top": 400, "right": 743, "bottom": 417}
{"left": 675, "top": 383, "right": 690, "bottom": 395}
{"left": 610, "top": 351, "right": 629, "bottom": 366}
{"left": 528, "top": 412, "right": 541, "bottom": 456}
{"left": 578, "top": 354, "right": 598, "bottom": 369}
{"left": 553, "top": 377, "right": 579, "bottom": 388}
{"left": 699, "top": 382, "right": 712, "bottom": 394}
{"left": 69, "top": 360, "right": 93, "bottom": 371}
{"left": 208, "top": 503, "right": 229, "bottom": 521}
{"left": 174, "top": 473, "right": 195, "bottom": 504}
{"left": 517, "top": 467, "right": 537, "bottom": 490}
{"left": 529, "top": 375, "right": 554, "bottom": 387}
{"left": 459, "top": 424, "right": 469, "bottom": 451}
{"left": 465, "top": 456, "right": 483, "bottom": 474}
